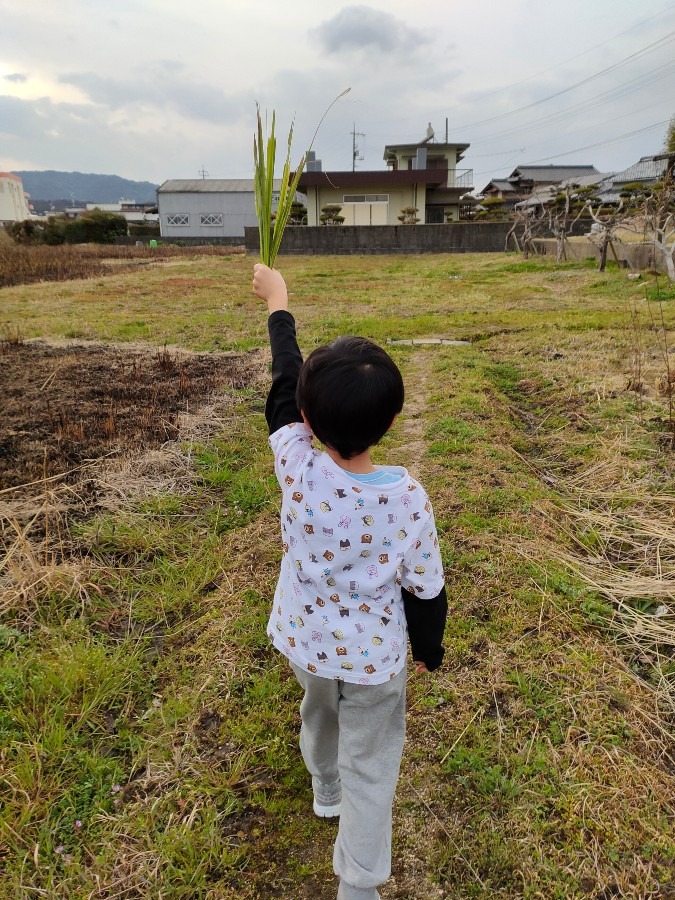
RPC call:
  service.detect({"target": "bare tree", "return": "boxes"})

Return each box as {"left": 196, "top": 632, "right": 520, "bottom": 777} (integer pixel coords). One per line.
{"left": 642, "top": 159, "right": 675, "bottom": 281}
{"left": 546, "top": 183, "right": 591, "bottom": 263}
{"left": 505, "top": 206, "right": 544, "bottom": 258}
{"left": 612, "top": 167, "right": 675, "bottom": 281}
{"left": 582, "top": 196, "right": 627, "bottom": 272}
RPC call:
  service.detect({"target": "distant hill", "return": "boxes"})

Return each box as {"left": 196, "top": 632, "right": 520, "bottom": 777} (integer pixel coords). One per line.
{"left": 13, "top": 171, "right": 159, "bottom": 205}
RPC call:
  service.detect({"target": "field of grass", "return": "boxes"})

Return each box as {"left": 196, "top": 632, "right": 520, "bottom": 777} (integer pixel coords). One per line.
{"left": 1, "top": 250, "right": 674, "bottom": 898}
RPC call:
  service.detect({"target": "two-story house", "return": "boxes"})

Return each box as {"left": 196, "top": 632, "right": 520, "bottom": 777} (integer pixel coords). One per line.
{"left": 298, "top": 128, "right": 473, "bottom": 226}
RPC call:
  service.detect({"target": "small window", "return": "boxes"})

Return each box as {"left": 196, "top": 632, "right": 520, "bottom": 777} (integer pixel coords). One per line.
{"left": 343, "top": 194, "right": 389, "bottom": 203}
{"left": 167, "top": 214, "right": 189, "bottom": 226}
{"left": 200, "top": 213, "right": 223, "bottom": 226}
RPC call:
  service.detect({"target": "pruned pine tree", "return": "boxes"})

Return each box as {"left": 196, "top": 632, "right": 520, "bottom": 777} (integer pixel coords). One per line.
{"left": 289, "top": 201, "right": 308, "bottom": 225}
{"left": 320, "top": 205, "right": 345, "bottom": 225}
{"left": 397, "top": 206, "right": 420, "bottom": 224}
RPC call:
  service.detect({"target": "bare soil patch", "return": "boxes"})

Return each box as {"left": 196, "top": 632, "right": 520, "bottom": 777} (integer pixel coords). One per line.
{"left": 1, "top": 340, "right": 261, "bottom": 494}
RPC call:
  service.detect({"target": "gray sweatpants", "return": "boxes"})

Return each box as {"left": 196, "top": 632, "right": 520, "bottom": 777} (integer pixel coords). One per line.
{"left": 290, "top": 663, "right": 407, "bottom": 898}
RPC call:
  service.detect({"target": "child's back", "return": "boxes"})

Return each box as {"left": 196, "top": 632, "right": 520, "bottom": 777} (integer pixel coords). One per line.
{"left": 270, "top": 420, "right": 443, "bottom": 683}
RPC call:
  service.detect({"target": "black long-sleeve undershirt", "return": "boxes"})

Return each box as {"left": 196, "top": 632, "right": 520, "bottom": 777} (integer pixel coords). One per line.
{"left": 265, "top": 310, "right": 304, "bottom": 434}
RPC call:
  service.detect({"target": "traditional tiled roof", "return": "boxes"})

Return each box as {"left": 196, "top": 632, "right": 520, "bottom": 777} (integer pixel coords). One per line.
{"left": 483, "top": 179, "right": 517, "bottom": 193}
{"left": 508, "top": 165, "right": 600, "bottom": 183}
{"left": 609, "top": 156, "right": 668, "bottom": 184}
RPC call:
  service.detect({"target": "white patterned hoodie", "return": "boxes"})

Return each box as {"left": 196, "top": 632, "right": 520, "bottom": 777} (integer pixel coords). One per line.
{"left": 268, "top": 422, "right": 444, "bottom": 685}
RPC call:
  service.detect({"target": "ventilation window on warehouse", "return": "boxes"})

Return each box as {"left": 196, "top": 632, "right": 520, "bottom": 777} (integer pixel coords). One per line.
{"left": 167, "top": 214, "right": 189, "bottom": 226}
{"left": 200, "top": 213, "right": 223, "bottom": 226}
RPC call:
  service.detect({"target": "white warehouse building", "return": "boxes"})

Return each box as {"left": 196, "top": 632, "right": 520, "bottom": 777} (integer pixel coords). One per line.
{"left": 157, "top": 179, "right": 302, "bottom": 239}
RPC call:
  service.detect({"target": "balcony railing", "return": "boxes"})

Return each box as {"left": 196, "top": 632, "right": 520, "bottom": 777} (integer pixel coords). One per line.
{"left": 447, "top": 169, "right": 473, "bottom": 189}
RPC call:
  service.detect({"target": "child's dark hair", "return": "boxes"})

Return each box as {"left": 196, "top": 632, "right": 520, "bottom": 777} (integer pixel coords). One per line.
{"left": 296, "top": 336, "right": 404, "bottom": 459}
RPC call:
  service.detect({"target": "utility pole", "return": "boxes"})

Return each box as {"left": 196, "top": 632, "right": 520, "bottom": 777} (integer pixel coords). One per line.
{"left": 198, "top": 165, "right": 209, "bottom": 180}
{"left": 351, "top": 124, "right": 365, "bottom": 172}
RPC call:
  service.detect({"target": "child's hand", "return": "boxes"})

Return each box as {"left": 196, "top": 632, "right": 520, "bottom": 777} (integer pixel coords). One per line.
{"left": 253, "top": 264, "right": 288, "bottom": 313}
{"left": 413, "top": 661, "right": 429, "bottom": 674}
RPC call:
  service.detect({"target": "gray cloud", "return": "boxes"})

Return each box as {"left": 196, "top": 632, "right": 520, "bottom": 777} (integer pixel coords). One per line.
{"left": 58, "top": 66, "right": 251, "bottom": 123}
{"left": 4, "top": 72, "right": 28, "bottom": 83}
{"left": 312, "top": 5, "right": 430, "bottom": 55}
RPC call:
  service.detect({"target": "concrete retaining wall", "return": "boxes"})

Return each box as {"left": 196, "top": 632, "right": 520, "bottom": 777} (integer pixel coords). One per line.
{"left": 244, "top": 223, "right": 512, "bottom": 255}
{"left": 532, "top": 238, "right": 673, "bottom": 273}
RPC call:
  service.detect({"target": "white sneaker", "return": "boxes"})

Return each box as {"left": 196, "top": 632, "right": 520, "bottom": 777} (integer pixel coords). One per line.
{"left": 312, "top": 777, "right": 341, "bottom": 818}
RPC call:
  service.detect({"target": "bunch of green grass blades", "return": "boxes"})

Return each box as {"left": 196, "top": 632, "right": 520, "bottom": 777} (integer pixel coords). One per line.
{"left": 254, "top": 89, "right": 350, "bottom": 267}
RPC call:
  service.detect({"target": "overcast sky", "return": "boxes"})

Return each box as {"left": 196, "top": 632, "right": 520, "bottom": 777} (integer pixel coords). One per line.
{"left": 2, "top": 0, "right": 674, "bottom": 191}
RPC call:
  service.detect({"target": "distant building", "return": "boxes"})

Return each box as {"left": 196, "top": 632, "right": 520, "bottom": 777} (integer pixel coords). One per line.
{"left": 596, "top": 155, "right": 671, "bottom": 204}
{"left": 298, "top": 128, "right": 473, "bottom": 225}
{"left": 64, "top": 199, "right": 158, "bottom": 225}
{"left": 481, "top": 165, "right": 601, "bottom": 207}
{"left": 157, "top": 179, "right": 299, "bottom": 239}
{"left": 0, "top": 173, "right": 32, "bottom": 225}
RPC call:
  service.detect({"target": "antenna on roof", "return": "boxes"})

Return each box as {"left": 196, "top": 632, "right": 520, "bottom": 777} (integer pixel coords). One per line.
{"left": 351, "top": 124, "right": 365, "bottom": 171}
{"left": 198, "top": 165, "right": 209, "bottom": 179}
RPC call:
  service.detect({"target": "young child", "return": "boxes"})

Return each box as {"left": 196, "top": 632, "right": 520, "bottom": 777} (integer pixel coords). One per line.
{"left": 253, "top": 263, "right": 447, "bottom": 900}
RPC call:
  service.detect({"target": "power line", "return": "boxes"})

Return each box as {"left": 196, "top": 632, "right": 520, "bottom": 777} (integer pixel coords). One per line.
{"left": 468, "top": 59, "right": 675, "bottom": 146}
{"left": 513, "top": 121, "right": 667, "bottom": 167}
{"left": 466, "top": 1, "right": 675, "bottom": 103}
{"left": 345, "top": 4, "right": 675, "bottom": 132}
{"left": 455, "top": 31, "right": 675, "bottom": 132}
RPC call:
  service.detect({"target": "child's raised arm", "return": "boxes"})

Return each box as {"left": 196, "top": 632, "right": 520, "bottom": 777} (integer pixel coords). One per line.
{"left": 253, "top": 265, "right": 304, "bottom": 434}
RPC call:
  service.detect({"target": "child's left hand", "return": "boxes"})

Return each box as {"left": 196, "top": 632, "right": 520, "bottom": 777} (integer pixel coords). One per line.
{"left": 414, "top": 661, "right": 429, "bottom": 674}
{"left": 253, "top": 264, "right": 288, "bottom": 313}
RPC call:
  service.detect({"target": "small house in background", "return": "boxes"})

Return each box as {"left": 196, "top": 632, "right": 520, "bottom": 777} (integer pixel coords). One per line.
{"left": 157, "top": 179, "right": 303, "bottom": 239}
{"left": 481, "top": 165, "right": 600, "bottom": 207}
{"left": 0, "top": 172, "right": 33, "bottom": 225}
{"left": 595, "top": 155, "right": 671, "bottom": 204}
{"left": 298, "top": 126, "right": 473, "bottom": 225}
{"left": 64, "top": 199, "right": 159, "bottom": 225}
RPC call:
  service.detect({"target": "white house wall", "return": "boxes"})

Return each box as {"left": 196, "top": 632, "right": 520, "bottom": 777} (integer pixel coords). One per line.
{"left": 0, "top": 174, "right": 31, "bottom": 224}
{"left": 306, "top": 184, "right": 425, "bottom": 226}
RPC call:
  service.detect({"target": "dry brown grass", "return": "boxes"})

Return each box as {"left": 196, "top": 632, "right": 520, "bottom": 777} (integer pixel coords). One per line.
{"left": 0, "top": 241, "right": 243, "bottom": 288}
